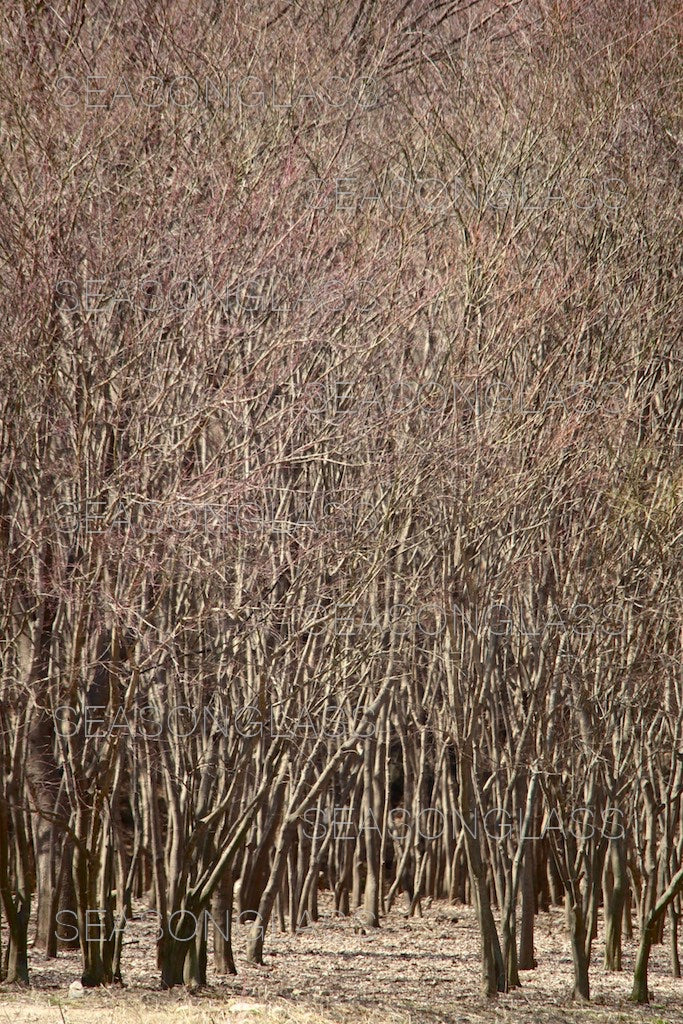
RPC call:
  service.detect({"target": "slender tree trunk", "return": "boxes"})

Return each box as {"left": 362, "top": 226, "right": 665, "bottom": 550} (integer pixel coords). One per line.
{"left": 567, "top": 897, "right": 590, "bottom": 1001}
{"left": 0, "top": 795, "right": 31, "bottom": 986}
{"left": 631, "top": 864, "right": 683, "bottom": 1003}
{"left": 460, "top": 759, "right": 505, "bottom": 996}
{"left": 362, "top": 733, "right": 383, "bottom": 929}
{"left": 669, "top": 903, "right": 680, "bottom": 978}
{"left": 212, "top": 867, "right": 236, "bottom": 974}
{"left": 605, "top": 838, "right": 627, "bottom": 970}
{"left": 32, "top": 814, "right": 58, "bottom": 956}
{"left": 246, "top": 821, "right": 297, "bottom": 964}
{"left": 518, "top": 839, "right": 537, "bottom": 969}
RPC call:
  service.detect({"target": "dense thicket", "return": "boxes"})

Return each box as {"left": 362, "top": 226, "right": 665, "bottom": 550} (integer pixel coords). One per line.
{"left": 0, "top": 0, "right": 681, "bottom": 1005}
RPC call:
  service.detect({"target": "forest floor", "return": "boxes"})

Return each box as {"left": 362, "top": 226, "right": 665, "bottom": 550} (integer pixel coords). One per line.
{"left": 1, "top": 898, "right": 682, "bottom": 1024}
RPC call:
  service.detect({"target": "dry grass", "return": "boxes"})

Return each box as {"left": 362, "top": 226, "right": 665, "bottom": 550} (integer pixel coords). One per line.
{"left": 2, "top": 899, "right": 683, "bottom": 1024}
{"left": 1, "top": 991, "right": 682, "bottom": 1024}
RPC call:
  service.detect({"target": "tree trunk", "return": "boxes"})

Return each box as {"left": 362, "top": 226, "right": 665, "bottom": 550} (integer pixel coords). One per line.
{"left": 0, "top": 793, "right": 31, "bottom": 985}
{"left": 1, "top": 892, "right": 30, "bottom": 986}
{"left": 518, "top": 839, "right": 537, "bottom": 969}
{"left": 212, "top": 867, "right": 236, "bottom": 974}
{"left": 605, "top": 837, "right": 627, "bottom": 970}
{"left": 246, "top": 821, "right": 297, "bottom": 964}
{"left": 160, "top": 906, "right": 198, "bottom": 989}
{"left": 630, "top": 863, "right": 683, "bottom": 1003}
{"left": 567, "top": 897, "right": 590, "bottom": 1001}
{"left": 460, "top": 758, "right": 505, "bottom": 996}
{"left": 669, "top": 903, "right": 680, "bottom": 978}
{"left": 362, "top": 734, "right": 383, "bottom": 929}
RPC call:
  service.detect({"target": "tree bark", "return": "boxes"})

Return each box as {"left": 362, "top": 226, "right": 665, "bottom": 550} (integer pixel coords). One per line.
{"left": 518, "top": 839, "right": 537, "bottom": 969}
{"left": 604, "top": 837, "right": 627, "bottom": 970}
{"left": 567, "top": 897, "right": 590, "bottom": 1001}
{"left": 631, "top": 863, "right": 683, "bottom": 1003}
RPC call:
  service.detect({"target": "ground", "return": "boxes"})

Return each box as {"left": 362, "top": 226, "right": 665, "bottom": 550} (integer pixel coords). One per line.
{"left": 1, "top": 899, "right": 681, "bottom": 1024}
